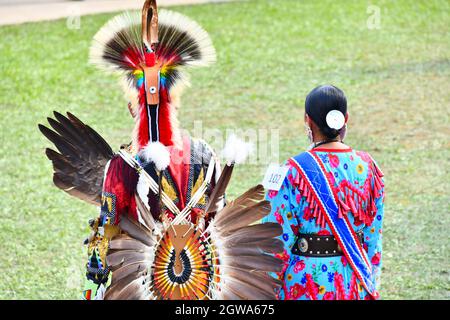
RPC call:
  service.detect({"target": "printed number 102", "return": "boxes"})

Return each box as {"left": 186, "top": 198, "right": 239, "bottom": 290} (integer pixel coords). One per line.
{"left": 268, "top": 173, "right": 282, "bottom": 184}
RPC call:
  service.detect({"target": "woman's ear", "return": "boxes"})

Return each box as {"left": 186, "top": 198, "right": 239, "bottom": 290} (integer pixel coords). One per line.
{"left": 345, "top": 112, "right": 349, "bottom": 123}
{"left": 305, "top": 113, "right": 312, "bottom": 127}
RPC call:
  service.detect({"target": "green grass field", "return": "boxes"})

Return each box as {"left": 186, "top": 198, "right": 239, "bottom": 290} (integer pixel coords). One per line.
{"left": 0, "top": 0, "right": 449, "bottom": 299}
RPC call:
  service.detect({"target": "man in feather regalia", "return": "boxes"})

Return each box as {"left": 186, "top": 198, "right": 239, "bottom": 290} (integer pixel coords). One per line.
{"left": 39, "top": 0, "right": 283, "bottom": 300}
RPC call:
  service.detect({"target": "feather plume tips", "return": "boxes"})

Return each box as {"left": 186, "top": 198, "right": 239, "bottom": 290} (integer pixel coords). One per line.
{"left": 89, "top": 9, "right": 216, "bottom": 92}
{"left": 221, "top": 134, "right": 254, "bottom": 165}
{"left": 138, "top": 141, "right": 170, "bottom": 171}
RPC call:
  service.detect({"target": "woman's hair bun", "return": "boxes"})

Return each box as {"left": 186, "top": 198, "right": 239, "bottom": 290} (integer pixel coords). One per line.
{"left": 305, "top": 85, "right": 347, "bottom": 139}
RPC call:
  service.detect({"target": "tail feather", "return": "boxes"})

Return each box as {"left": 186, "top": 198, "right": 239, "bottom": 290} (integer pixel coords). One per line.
{"left": 109, "top": 236, "right": 150, "bottom": 252}
{"left": 105, "top": 274, "right": 147, "bottom": 300}
{"left": 204, "top": 164, "right": 233, "bottom": 214}
{"left": 227, "top": 254, "right": 284, "bottom": 273}
{"left": 214, "top": 200, "right": 271, "bottom": 233}
{"left": 213, "top": 184, "right": 265, "bottom": 225}
{"left": 119, "top": 215, "right": 155, "bottom": 248}
{"left": 106, "top": 250, "right": 152, "bottom": 268}
{"left": 221, "top": 223, "right": 283, "bottom": 246}
{"left": 222, "top": 238, "right": 284, "bottom": 256}
{"left": 107, "top": 261, "right": 148, "bottom": 283}
{"left": 135, "top": 194, "right": 158, "bottom": 232}
{"left": 222, "top": 277, "right": 276, "bottom": 300}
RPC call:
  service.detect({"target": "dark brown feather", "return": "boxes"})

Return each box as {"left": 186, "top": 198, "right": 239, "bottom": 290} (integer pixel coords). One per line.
{"left": 109, "top": 236, "right": 150, "bottom": 252}
{"left": 223, "top": 238, "right": 284, "bottom": 256}
{"left": 225, "top": 269, "right": 282, "bottom": 294}
{"left": 112, "top": 279, "right": 146, "bottom": 300}
{"left": 135, "top": 194, "right": 157, "bottom": 232}
{"left": 227, "top": 254, "right": 283, "bottom": 273}
{"left": 110, "top": 262, "right": 148, "bottom": 282}
{"left": 214, "top": 200, "right": 271, "bottom": 233}
{"left": 38, "top": 112, "right": 114, "bottom": 205}
{"left": 66, "top": 112, "right": 113, "bottom": 157}
{"left": 105, "top": 273, "right": 147, "bottom": 300}
{"left": 222, "top": 276, "right": 276, "bottom": 300}
{"left": 106, "top": 250, "right": 151, "bottom": 268}
{"left": 222, "top": 223, "right": 283, "bottom": 246}
{"left": 119, "top": 215, "right": 155, "bottom": 247}
{"left": 220, "top": 288, "right": 242, "bottom": 300}
{"left": 213, "top": 184, "right": 265, "bottom": 225}
{"left": 204, "top": 163, "right": 234, "bottom": 214}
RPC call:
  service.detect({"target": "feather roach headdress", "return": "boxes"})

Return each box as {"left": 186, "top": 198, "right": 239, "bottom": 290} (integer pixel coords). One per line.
{"left": 90, "top": 0, "right": 216, "bottom": 150}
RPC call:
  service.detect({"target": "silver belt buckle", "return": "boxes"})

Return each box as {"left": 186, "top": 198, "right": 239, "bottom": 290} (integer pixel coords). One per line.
{"left": 298, "top": 237, "right": 308, "bottom": 253}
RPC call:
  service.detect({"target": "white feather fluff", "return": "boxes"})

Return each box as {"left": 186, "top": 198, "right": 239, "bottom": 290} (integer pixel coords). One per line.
{"left": 221, "top": 134, "right": 254, "bottom": 165}
{"left": 136, "top": 176, "right": 151, "bottom": 209}
{"left": 158, "top": 9, "right": 216, "bottom": 67}
{"left": 139, "top": 142, "right": 171, "bottom": 171}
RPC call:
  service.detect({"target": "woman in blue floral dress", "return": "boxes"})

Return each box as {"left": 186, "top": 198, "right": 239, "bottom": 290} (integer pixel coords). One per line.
{"left": 263, "top": 85, "right": 385, "bottom": 300}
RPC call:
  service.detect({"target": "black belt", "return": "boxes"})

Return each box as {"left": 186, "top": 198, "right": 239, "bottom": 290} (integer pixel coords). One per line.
{"left": 291, "top": 231, "right": 364, "bottom": 257}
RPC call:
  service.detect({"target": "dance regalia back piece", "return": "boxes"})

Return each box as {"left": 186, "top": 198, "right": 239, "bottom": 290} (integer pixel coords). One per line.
{"left": 39, "top": 0, "right": 283, "bottom": 300}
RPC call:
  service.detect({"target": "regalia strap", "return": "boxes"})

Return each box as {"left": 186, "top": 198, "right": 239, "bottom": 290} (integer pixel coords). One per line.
{"left": 172, "top": 156, "right": 215, "bottom": 225}
{"left": 118, "top": 149, "right": 181, "bottom": 216}
{"left": 118, "top": 149, "right": 215, "bottom": 225}
{"left": 289, "top": 151, "right": 378, "bottom": 298}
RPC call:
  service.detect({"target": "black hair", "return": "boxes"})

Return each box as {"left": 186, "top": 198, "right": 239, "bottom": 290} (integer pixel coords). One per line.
{"left": 305, "top": 85, "right": 347, "bottom": 139}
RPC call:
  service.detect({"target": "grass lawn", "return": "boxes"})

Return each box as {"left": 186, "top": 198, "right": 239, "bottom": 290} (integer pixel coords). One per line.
{"left": 0, "top": 0, "right": 449, "bottom": 299}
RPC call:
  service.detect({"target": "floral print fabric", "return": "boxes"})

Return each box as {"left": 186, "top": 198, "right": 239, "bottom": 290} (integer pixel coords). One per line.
{"left": 263, "top": 148, "right": 385, "bottom": 300}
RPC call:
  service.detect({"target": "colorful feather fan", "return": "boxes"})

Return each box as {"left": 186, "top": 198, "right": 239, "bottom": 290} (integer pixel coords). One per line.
{"left": 90, "top": 5, "right": 216, "bottom": 150}
{"left": 106, "top": 185, "right": 283, "bottom": 300}
{"left": 90, "top": 9, "right": 215, "bottom": 89}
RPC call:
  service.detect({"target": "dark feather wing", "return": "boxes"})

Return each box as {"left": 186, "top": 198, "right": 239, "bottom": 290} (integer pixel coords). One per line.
{"left": 38, "top": 111, "right": 114, "bottom": 206}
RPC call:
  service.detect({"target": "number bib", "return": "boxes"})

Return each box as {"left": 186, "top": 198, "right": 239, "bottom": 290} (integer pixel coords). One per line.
{"left": 262, "top": 164, "right": 289, "bottom": 191}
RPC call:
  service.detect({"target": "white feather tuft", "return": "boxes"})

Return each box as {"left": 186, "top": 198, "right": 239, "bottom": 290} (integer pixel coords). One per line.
{"left": 136, "top": 177, "right": 151, "bottom": 210}
{"left": 139, "top": 142, "right": 171, "bottom": 171}
{"left": 158, "top": 9, "right": 216, "bottom": 67}
{"left": 221, "top": 134, "right": 254, "bottom": 165}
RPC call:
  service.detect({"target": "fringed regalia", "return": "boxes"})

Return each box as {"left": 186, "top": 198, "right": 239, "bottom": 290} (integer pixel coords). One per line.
{"left": 263, "top": 147, "right": 385, "bottom": 300}
{"left": 39, "top": 0, "right": 283, "bottom": 300}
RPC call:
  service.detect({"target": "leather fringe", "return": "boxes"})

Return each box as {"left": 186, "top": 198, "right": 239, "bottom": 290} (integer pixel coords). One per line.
{"left": 291, "top": 159, "right": 384, "bottom": 228}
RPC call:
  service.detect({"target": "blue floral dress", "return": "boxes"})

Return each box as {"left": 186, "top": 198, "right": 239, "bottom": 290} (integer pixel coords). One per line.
{"left": 263, "top": 147, "right": 385, "bottom": 300}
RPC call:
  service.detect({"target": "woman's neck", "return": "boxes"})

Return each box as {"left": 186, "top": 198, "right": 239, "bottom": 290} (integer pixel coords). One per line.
{"left": 312, "top": 133, "right": 348, "bottom": 149}
{"left": 313, "top": 140, "right": 349, "bottom": 150}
